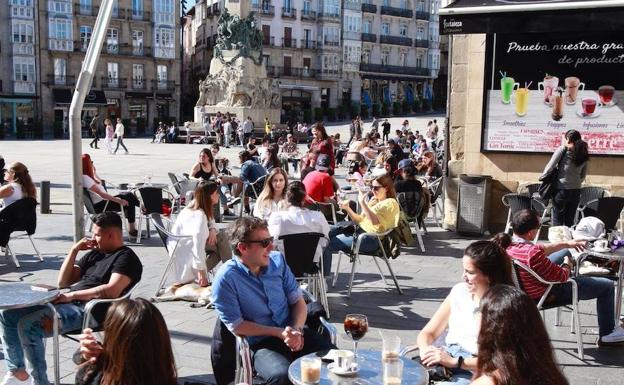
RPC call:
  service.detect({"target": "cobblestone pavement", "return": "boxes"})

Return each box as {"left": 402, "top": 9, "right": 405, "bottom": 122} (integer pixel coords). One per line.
{"left": 0, "top": 115, "right": 622, "bottom": 384}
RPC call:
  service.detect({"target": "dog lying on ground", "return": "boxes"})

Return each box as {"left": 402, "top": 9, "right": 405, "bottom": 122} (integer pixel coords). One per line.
{"left": 152, "top": 282, "right": 213, "bottom": 308}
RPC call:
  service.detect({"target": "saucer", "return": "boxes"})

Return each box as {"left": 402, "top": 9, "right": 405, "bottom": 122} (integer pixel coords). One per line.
{"left": 600, "top": 100, "right": 617, "bottom": 107}
{"left": 576, "top": 109, "right": 601, "bottom": 119}
{"left": 591, "top": 246, "right": 611, "bottom": 253}
{"left": 327, "top": 362, "right": 359, "bottom": 376}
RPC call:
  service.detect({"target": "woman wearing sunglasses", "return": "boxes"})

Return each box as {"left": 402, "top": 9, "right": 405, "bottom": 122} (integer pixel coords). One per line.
{"left": 324, "top": 174, "right": 400, "bottom": 261}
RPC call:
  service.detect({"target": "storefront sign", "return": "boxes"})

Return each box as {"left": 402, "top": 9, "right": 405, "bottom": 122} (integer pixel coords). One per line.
{"left": 483, "top": 32, "right": 624, "bottom": 155}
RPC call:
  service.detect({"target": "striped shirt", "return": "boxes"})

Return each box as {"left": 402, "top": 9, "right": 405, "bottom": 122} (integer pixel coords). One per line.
{"left": 506, "top": 241, "right": 569, "bottom": 300}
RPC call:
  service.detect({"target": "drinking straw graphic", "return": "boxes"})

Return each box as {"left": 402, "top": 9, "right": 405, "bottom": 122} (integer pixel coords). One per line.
{"left": 499, "top": 71, "right": 507, "bottom": 79}
{"left": 526, "top": 81, "right": 533, "bottom": 89}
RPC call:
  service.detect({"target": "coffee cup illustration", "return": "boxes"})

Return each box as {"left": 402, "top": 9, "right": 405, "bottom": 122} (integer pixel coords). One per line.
{"left": 512, "top": 88, "right": 530, "bottom": 117}
{"left": 598, "top": 85, "right": 616, "bottom": 106}
{"left": 501, "top": 77, "right": 520, "bottom": 104}
{"left": 538, "top": 75, "right": 559, "bottom": 105}
{"left": 564, "top": 77, "right": 585, "bottom": 105}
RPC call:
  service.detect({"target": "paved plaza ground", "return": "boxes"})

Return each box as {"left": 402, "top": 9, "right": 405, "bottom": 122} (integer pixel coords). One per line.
{"left": 0, "top": 115, "right": 622, "bottom": 384}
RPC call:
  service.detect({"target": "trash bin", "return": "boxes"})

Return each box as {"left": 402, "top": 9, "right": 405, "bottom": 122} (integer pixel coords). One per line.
{"left": 456, "top": 174, "right": 492, "bottom": 236}
{"left": 39, "top": 180, "right": 51, "bottom": 214}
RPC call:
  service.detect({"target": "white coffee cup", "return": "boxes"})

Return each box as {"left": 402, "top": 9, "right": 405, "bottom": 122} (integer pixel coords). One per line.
{"left": 594, "top": 239, "right": 608, "bottom": 250}
{"left": 334, "top": 350, "right": 354, "bottom": 371}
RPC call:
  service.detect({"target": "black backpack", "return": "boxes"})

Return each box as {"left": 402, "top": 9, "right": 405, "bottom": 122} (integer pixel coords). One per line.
{"left": 397, "top": 190, "right": 423, "bottom": 219}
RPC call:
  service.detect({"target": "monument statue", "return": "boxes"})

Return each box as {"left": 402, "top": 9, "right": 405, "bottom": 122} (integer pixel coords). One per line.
{"left": 194, "top": 0, "right": 281, "bottom": 126}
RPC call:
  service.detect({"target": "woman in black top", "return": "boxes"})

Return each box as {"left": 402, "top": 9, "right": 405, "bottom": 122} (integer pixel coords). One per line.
{"left": 189, "top": 148, "right": 234, "bottom": 216}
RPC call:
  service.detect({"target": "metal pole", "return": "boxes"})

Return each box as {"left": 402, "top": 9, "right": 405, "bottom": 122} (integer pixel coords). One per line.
{"left": 69, "top": 0, "right": 114, "bottom": 241}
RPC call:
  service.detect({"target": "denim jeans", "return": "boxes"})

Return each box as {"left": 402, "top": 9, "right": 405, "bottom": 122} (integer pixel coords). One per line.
{"left": 322, "top": 224, "right": 379, "bottom": 278}
{"left": 0, "top": 302, "right": 85, "bottom": 385}
{"left": 548, "top": 275, "right": 615, "bottom": 336}
{"left": 547, "top": 249, "right": 571, "bottom": 265}
{"left": 435, "top": 344, "right": 474, "bottom": 385}
{"left": 114, "top": 136, "right": 128, "bottom": 153}
{"left": 251, "top": 326, "right": 335, "bottom": 385}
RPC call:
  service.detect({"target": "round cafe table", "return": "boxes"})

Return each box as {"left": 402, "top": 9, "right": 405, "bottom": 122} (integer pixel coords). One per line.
{"left": 288, "top": 349, "right": 428, "bottom": 385}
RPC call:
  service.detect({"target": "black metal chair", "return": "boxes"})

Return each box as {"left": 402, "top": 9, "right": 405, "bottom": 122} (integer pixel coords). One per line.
{"left": 239, "top": 175, "right": 266, "bottom": 217}
{"left": 575, "top": 186, "right": 611, "bottom": 224}
{"left": 278, "top": 232, "right": 329, "bottom": 318}
{"left": 133, "top": 187, "right": 176, "bottom": 243}
{"left": 0, "top": 197, "right": 42, "bottom": 267}
{"left": 580, "top": 196, "right": 624, "bottom": 232}
{"left": 397, "top": 191, "right": 426, "bottom": 252}
{"left": 82, "top": 188, "right": 128, "bottom": 237}
{"left": 428, "top": 177, "right": 444, "bottom": 227}
{"left": 502, "top": 193, "right": 548, "bottom": 239}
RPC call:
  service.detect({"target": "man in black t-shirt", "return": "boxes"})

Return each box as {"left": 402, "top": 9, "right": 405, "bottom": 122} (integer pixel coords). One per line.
{"left": 0, "top": 212, "right": 142, "bottom": 385}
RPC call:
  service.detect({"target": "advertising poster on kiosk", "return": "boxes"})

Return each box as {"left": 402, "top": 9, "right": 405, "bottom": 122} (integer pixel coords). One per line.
{"left": 483, "top": 32, "right": 624, "bottom": 155}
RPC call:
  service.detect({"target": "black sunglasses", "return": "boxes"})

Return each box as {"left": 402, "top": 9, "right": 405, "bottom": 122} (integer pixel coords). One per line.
{"left": 245, "top": 237, "right": 273, "bottom": 248}
{"left": 371, "top": 185, "right": 384, "bottom": 191}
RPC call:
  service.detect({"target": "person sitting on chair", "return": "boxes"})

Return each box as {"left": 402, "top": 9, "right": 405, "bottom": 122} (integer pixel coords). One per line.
{"left": 0, "top": 162, "right": 36, "bottom": 210}
{"left": 496, "top": 209, "right": 624, "bottom": 346}
{"left": 212, "top": 217, "right": 335, "bottom": 385}
{"left": 0, "top": 212, "right": 142, "bottom": 385}
{"left": 394, "top": 159, "right": 429, "bottom": 224}
{"left": 302, "top": 154, "right": 335, "bottom": 204}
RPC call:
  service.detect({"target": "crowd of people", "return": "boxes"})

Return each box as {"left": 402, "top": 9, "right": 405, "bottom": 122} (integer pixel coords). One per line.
{"left": 0, "top": 119, "right": 621, "bottom": 385}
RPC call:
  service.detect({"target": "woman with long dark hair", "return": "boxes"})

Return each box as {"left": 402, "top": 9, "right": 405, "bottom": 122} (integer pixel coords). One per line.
{"left": 415, "top": 240, "right": 512, "bottom": 385}
{"left": 81, "top": 154, "right": 141, "bottom": 236}
{"left": 262, "top": 143, "right": 281, "bottom": 172}
{"left": 472, "top": 285, "right": 569, "bottom": 385}
{"left": 542, "top": 129, "right": 589, "bottom": 226}
{"left": 76, "top": 298, "right": 178, "bottom": 385}
{"left": 0, "top": 162, "right": 36, "bottom": 209}
{"left": 166, "top": 181, "right": 231, "bottom": 288}
{"left": 310, "top": 123, "right": 335, "bottom": 172}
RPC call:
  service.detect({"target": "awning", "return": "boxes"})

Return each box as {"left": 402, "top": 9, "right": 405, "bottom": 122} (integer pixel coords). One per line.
{"left": 53, "top": 89, "right": 107, "bottom": 105}
{"left": 440, "top": 0, "right": 624, "bottom": 34}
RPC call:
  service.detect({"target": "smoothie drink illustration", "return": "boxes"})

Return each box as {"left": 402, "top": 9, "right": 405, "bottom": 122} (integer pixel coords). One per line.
{"left": 551, "top": 88, "right": 564, "bottom": 121}
{"left": 538, "top": 75, "right": 559, "bottom": 104}
{"left": 501, "top": 76, "right": 519, "bottom": 104}
{"left": 598, "top": 85, "right": 616, "bottom": 105}
{"left": 565, "top": 77, "right": 585, "bottom": 104}
{"left": 513, "top": 88, "right": 530, "bottom": 116}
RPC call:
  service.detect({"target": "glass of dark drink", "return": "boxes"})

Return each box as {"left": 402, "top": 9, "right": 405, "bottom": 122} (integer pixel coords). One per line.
{"left": 344, "top": 314, "right": 368, "bottom": 355}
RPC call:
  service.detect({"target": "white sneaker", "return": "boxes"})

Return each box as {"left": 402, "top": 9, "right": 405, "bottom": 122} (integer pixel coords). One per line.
{"left": 0, "top": 373, "right": 31, "bottom": 385}
{"left": 600, "top": 326, "right": 624, "bottom": 344}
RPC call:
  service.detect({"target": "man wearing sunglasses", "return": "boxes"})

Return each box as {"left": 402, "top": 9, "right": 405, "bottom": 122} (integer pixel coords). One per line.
{"left": 211, "top": 217, "right": 334, "bottom": 385}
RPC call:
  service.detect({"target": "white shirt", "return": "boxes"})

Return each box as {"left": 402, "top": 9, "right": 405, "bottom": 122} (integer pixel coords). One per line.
{"left": 253, "top": 198, "right": 286, "bottom": 220}
{"left": 82, "top": 175, "right": 106, "bottom": 205}
{"left": 223, "top": 121, "right": 232, "bottom": 134}
{"left": 445, "top": 282, "right": 480, "bottom": 355}
{"left": 166, "top": 206, "right": 217, "bottom": 285}
{"left": 243, "top": 120, "right": 254, "bottom": 134}
{"left": 268, "top": 206, "right": 330, "bottom": 263}
{"left": 1, "top": 182, "right": 23, "bottom": 208}
{"left": 115, "top": 123, "right": 125, "bottom": 137}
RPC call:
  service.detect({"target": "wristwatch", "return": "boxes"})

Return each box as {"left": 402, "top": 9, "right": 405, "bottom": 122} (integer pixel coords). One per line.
{"left": 456, "top": 356, "right": 464, "bottom": 369}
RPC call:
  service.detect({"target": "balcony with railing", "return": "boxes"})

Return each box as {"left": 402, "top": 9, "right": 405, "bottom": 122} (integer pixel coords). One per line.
{"left": 116, "top": 45, "right": 152, "bottom": 56}
{"left": 262, "top": 36, "right": 276, "bottom": 47}
{"left": 317, "top": 9, "right": 340, "bottom": 21}
{"left": 282, "top": 38, "right": 297, "bottom": 48}
{"left": 48, "top": 74, "right": 76, "bottom": 86}
{"left": 360, "top": 63, "right": 431, "bottom": 77}
{"left": 380, "top": 35, "right": 412, "bottom": 47}
{"left": 429, "top": 39, "right": 439, "bottom": 49}
{"left": 318, "top": 39, "right": 340, "bottom": 49}
{"left": 253, "top": 5, "right": 275, "bottom": 16}
{"left": 212, "top": 3, "right": 221, "bottom": 15}
{"left": 129, "top": 9, "right": 151, "bottom": 21}
{"left": 343, "top": 31, "right": 360, "bottom": 40}
{"left": 154, "top": 46, "right": 175, "bottom": 59}
{"left": 101, "top": 77, "right": 126, "bottom": 89}
{"left": 380, "top": 6, "right": 412, "bottom": 18}
{"left": 281, "top": 7, "right": 296, "bottom": 18}
{"left": 415, "top": 11, "right": 430, "bottom": 21}
{"left": 300, "top": 9, "right": 316, "bottom": 20}
{"left": 153, "top": 80, "right": 175, "bottom": 91}
{"left": 131, "top": 78, "right": 146, "bottom": 90}
{"left": 74, "top": 3, "right": 96, "bottom": 15}
{"left": 49, "top": 38, "right": 74, "bottom": 51}
{"left": 361, "top": 32, "right": 376, "bottom": 42}
{"left": 267, "top": 66, "right": 317, "bottom": 79}
{"left": 361, "top": 2, "right": 376, "bottom": 13}
{"left": 315, "top": 68, "right": 340, "bottom": 79}
{"left": 300, "top": 39, "right": 317, "bottom": 49}
{"left": 12, "top": 42, "right": 34, "bottom": 56}
{"left": 106, "top": 42, "right": 119, "bottom": 54}
{"left": 344, "top": 0, "right": 361, "bottom": 11}
{"left": 414, "top": 39, "right": 429, "bottom": 48}
{"left": 13, "top": 80, "right": 36, "bottom": 94}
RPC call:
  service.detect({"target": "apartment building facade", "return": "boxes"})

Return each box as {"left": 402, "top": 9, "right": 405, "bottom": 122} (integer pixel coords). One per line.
{"left": 187, "top": 0, "right": 441, "bottom": 121}
{"left": 0, "top": 0, "right": 180, "bottom": 137}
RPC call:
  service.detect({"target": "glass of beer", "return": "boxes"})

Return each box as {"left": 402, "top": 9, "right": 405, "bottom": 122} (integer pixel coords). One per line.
{"left": 344, "top": 314, "right": 368, "bottom": 355}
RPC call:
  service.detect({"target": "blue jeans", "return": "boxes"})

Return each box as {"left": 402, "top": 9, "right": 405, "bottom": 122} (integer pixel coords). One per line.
{"left": 251, "top": 326, "right": 335, "bottom": 385}
{"left": 323, "top": 224, "right": 379, "bottom": 277}
{"left": 548, "top": 275, "right": 615, "bottom": 337}
{"left": 432, "top": 344, "right": 473, "bottom": 385}
{"left": 0, "top": 303, "right": 85, "bottom": 385}
{"left": 547, "top": 249, "right": 571, "bottom": 265}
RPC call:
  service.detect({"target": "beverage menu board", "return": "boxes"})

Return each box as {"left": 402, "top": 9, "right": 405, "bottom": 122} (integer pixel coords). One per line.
{"left": 483, "top": 32, "right": 624, "bottom": 155}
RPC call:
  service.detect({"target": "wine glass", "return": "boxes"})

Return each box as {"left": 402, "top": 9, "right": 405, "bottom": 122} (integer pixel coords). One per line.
{"left": 344, "top": 314, "right": 368, "bottom": 355}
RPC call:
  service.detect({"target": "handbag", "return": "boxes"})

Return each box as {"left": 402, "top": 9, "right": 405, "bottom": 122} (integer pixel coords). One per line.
{"left": 538, "top": 150, "right": 565, "bottom": 200}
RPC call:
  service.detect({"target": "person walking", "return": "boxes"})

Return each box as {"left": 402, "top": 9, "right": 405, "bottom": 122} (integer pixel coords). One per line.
{"left": 542, "top": 129, "right": 589, "bottom": 226}
{"left": 382, "top": 119, "right": 391, "bottom": 143}
{"left": 103, "top": 118, "right": 114, "bottom": 154}
{"left": 243, "top": 116, "right": 254, "bottom": 145}
{"left": 223, "top": 118, "right": 232, "bottom": 148}
{"left": 88, "top": 114, "right": 100, "bottom": 149}
{"left": 113, "top": 118, "right": 129, "bottom": 155}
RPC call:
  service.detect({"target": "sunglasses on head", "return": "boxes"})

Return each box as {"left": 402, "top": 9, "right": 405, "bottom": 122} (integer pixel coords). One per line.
{"left": 245, "top": 237, "right": 273, "bottom": 248}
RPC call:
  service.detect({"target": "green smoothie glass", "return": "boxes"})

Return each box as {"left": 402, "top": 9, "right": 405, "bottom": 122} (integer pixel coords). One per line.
{"left": 501, "top": 77, "right": 519, "bottom": 104}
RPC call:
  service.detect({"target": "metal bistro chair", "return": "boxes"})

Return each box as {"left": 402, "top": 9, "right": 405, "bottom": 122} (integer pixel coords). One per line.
{"left": 278, "top": 232, "right": 330, "bottom": 318}
{"left": 239, "top": 175, "right": 266, "bottom": 217}
{"left": 580, "top": 196, "right": 624, "bottom": 233}
{"left": 428, "top": 177, "right": 444, "bottom": 227}
{"left": 133, "top": 187, "right": 176, "bottom": 243}
{"left": 0, "top": 197, "right": 43, "bottom": 267}
{"left": 307, "top": 200, "right": 342, "bottom": 225}
{"left": 502, "top": 193, "right": 547, "bottom": 241}
{"left": 150, "top": 213, "right": 193, "bottom": 297}
{"left": 511, "top": 259, "right": 584, "bottom": 359}
{"left": 82, "top": 188, "right": 128, "bottom": 238}
{"left": 171, "top": 178, "right": 199, "bottom": 213}
{"left": 575, "top": 187, "right": 611, "bottom": 225}
{"left": 397, "top": 191, "right": 426, "bottom": 253}
{"left": 332, "top": 226, "right": 403, "bottom": 297}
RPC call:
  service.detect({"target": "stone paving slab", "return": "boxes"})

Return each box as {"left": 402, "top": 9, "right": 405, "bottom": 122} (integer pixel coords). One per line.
{"left": 0, "top": 117, "right": 622, "bottom": 384}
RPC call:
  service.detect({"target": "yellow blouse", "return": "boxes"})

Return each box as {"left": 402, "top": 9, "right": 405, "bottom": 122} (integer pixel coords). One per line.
{"left": 354, "top": 198, "right": 400, "bottom": 234}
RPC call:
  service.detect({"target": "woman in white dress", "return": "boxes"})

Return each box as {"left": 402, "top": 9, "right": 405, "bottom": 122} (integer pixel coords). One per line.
{"left": 167, "top": 181, "right": 231, "bottom": 287}
{"left": 0, "top": 162, "right": 36, "bottom": 209}
{"left": 252, "top": 168, "right": 288, "bottom": 220}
